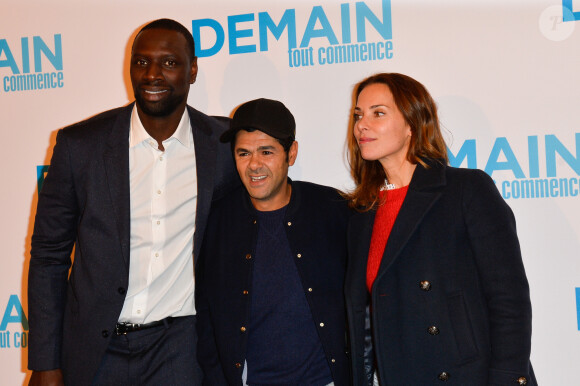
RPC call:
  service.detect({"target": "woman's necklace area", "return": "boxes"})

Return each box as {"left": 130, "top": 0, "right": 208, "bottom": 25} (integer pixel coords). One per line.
{"left": 380, "top": 179, "right": 396, "bottom": 191}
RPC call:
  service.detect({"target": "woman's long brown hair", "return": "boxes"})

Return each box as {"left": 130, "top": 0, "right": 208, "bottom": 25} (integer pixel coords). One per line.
{"left": 344, "top": 73, "right": 448, "bottom": 211}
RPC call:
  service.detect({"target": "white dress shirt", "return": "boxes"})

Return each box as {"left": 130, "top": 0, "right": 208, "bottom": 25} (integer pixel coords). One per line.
{"left": 118, "top": 106, "right": 197, "bottom": 323}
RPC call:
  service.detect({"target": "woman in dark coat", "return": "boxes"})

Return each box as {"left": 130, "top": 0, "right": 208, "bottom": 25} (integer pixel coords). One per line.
{"left": 344, "top": 73, "right": 536, "bottom": 385}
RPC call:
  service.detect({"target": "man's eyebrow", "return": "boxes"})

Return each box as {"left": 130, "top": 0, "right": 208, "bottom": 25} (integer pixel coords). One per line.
{"left": 235, "top": 145, "right": 277, "bottom": 153}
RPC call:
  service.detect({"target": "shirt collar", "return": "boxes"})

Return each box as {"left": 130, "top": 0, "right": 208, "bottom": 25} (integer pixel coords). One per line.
{"left": 129, "top": 105, "right": 192, "bottom": 148}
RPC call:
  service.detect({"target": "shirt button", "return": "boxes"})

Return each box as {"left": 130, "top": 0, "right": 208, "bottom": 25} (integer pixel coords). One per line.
{"left": 319, "top": 322, "right": 324, "bottom": 327}
{"left": 157, "top": 190, "right": 162, "bottom": 195}
{"left": 159, "top": 156, "right": 164, "bottom": 161}
{"left": 240, "top": 326, "right": 246, "bottom": 332}
{"left": 245, "top": 254, "right": 252, "bottom": 260}
{"left": 428, "top": 326, "right": 440, "bottom": 335}
{"left": 420, "top": 280, "right": 431, "bottom": 291}
{"left": 156, "top": 220, "right": 161, "bottom": 225}
{"left": 155, "top": 253, "right": 159, "bottom": 257}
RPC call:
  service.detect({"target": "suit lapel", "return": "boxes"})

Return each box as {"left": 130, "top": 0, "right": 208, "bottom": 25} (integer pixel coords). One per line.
{"left": 347, "top": 210, "right": 376, "bottom": 307}
{"left": 103, "top": 104, "right": 133, "bottom": 269}
{"left": 374, "top": 162, "right": 446, "bottom": 284}
{"left": 188, "top": 106, "right": 218, "bottom": 264}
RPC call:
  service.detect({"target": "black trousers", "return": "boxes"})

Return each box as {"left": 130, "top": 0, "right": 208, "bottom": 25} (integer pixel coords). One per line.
{"left": 92, "top": 315, "right": 201, "bottom": 385}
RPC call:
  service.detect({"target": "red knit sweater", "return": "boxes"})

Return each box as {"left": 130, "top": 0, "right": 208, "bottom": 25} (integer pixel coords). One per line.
{"left": 366, "top": 186, "right": 409, "bottom": 292}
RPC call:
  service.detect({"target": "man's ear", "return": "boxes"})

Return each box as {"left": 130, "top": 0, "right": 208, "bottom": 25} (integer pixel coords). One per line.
{"left": 288, "top": 141, "right": 298, "bottom": 166}
{"left": 189, "top": 57, "right": 198, "bottom": 84}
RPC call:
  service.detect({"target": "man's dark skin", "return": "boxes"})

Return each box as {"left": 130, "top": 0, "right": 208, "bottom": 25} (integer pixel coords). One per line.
{"left": 29, "top": 27, "right": 197, "bottom": 386}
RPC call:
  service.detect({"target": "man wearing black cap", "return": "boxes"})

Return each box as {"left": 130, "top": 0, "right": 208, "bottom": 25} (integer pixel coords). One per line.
{"left": 196, "top": 98, "right": 351, "bottom": 385}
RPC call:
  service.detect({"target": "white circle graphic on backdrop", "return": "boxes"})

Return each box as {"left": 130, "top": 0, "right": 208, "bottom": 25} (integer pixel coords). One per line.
{"left": 539, "top": 5, "right": 575, "bottom": 41}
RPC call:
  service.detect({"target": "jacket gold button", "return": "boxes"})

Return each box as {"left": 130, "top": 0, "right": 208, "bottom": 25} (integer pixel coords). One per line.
{"left": 438, "top": 372, "right": 449, "bottom": 381}
{"left": 245, "top": 254, "right": 251, "bottom": 260}
{"left": 517, "top": 377, "right": 528, "bottom": 385}
{"left": 242, "top": 290, "right": 249, "bottom": 295}
{"left": 287, "top": 221, "right": 292, "bottom": 226}
{"left": 420, "top": 280, "right": 431, "bottom": 291}
{"left": 235, "top": 362, "right": 242, "bottom": 368}
{"left": 240, "top": 326, "right": 246, "bottom": 332}
{"left": 297, "top": 253, "right": 302, "bottom": 258}
{"left": 319, "top": 322, "right": 324, "bottom": 327}
{"left": 308, "top": 288, "right": 313, "bottom": 292}
{"left": 428, "top": 326, "right": 440, "bottom": 335}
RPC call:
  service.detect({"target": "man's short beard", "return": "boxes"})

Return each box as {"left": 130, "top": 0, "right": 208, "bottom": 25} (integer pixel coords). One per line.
{"left": 134, "top": 92, "right": 183, "bottom": 117}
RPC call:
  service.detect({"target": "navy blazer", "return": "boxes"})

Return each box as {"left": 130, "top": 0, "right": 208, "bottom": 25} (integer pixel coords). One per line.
{"left": 345, "top": 160, "right": 536, "bottom": 385}
{"left": 28, "top": 103, "right": 238, "bottom": 386}
{"left": 196, "top": 181, "right": 352, "bottom": 386}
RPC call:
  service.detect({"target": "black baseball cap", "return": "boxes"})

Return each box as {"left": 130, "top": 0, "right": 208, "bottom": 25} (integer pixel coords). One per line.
{"left": 220, "top": 98, "right": 296, "bottom": 143}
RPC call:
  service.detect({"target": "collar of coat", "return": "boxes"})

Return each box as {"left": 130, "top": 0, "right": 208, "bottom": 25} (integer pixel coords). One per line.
{"left": 407, "top": 158, "right": 448, "bottom": 192}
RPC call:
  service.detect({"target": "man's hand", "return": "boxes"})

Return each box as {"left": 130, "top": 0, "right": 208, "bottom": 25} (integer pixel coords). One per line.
{"left": 29, "top": 369, "right": 64, "bottom": 386}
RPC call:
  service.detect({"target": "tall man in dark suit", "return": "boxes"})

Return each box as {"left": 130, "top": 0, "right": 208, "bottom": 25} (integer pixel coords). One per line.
{"left": 28, "top": 19, "right": 238, "bottom": 385}
{"left": 196, "top": 99, "right": 351, "bottom": 385}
